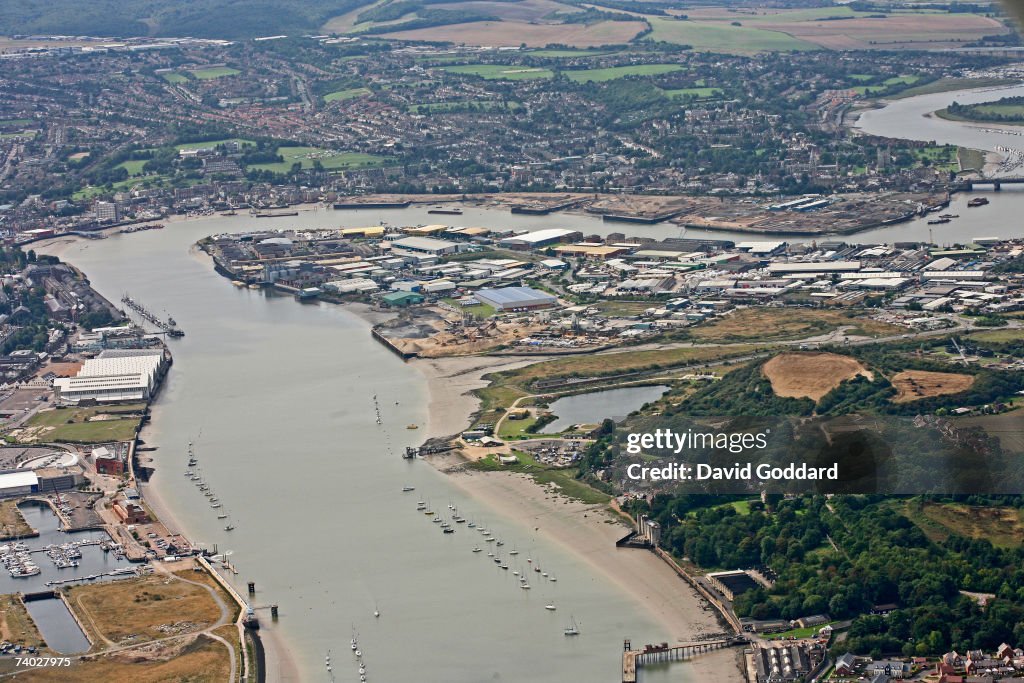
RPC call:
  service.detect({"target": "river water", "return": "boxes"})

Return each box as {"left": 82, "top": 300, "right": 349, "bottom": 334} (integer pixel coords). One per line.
{"left": 32, "top": 81, "right": 1024, "bottom": 682}
{"left": 37, "top": 224, "right": 685, "bottom": 682}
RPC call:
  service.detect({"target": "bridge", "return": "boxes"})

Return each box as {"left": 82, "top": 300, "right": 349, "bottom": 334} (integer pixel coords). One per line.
{"left": 958, "top": 177, "right": 1024, "bottom": 191}
{"left": 621, "top": 637, "right": 747, "bottom": 682}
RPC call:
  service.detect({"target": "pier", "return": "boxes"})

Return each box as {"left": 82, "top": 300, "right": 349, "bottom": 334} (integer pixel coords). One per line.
{"left": 621, "top": 637, "right": 745, "bottom": 682}
{"left": 121, "top": 294, "right": 184, "bottom": 337}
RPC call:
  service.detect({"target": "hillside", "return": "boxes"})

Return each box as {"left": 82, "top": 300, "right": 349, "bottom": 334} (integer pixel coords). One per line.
{"left": 0, "top": 0, "right": 373, "bottom": 39}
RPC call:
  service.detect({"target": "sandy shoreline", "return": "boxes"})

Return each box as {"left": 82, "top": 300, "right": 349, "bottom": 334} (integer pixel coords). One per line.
{"left": 136, "top": 416, "right": 303, "bottom": 683}
{"left": 405, "top": 352, "right": 747, "bottom": 682}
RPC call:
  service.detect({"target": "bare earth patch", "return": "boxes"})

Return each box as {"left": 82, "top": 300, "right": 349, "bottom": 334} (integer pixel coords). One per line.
{"left": 891, "top": 370, "right": 974, "bottom": 403}
{"left": 378, "top": 20, "right": 647, "bottom": 47}
{"left": 763, "top": 352, "right": 872, "bottom": 402}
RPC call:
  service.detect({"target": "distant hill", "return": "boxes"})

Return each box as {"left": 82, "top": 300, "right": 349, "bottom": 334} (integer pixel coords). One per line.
{"left": 0, "top": 0, "right": 375, "bottom": 39}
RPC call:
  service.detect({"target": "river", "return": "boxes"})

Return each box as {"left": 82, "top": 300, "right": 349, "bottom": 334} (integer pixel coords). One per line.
{"left": 31, "top": 81, "right": 1024, "bottom": 682}
{"left": 37, "top": 223, "right": 693, "bottom": 682}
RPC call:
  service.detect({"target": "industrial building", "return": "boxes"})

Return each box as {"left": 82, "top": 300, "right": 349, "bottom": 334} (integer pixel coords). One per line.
{"left": 53, "top": 349, "right": 168, "bottom": 404}
{"left": 390, "top": 236, "right": 459, "bottom": 256}
{"left": 474, "top": 286, "right": 558, "bottom": 311}
{"left": 0, "top": 471, "right": 39, "bottom": 498}
{"left": 754, "top": 644, "right": 811, "bottom": 683}
{"left": 498, "top": 228, "right": 581, "bottom": 250}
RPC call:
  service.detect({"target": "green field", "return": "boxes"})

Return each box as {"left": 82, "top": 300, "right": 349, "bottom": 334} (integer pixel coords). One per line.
{"left": 160, "top": 72, "right": 189, "bottom": 83}
{"left": 176, "top": 138, "right": 255, "bottom": 151}
{"left": 663, "top": 86, "right": 723, "bottom": 99}
{"left": 646, "top": 17, "right": 818, "bottom": 53}
{"left": 0, "top": 131, "right": 35, "bottom": 139}
{"left": 0, "top": 118, "right": 32, "bottom": 127}
{"left": 190, "top": 66, "right": 240, "bottom": 80}
{"left": 852, "top": 75, "right": 921, "bottom": 95}
{"left": 564, "top": 63, "right": 685, "bottom": 83}
{"left": 22, "top": 405, "right": 145, "bottom": 444}
{"left": 323, "top": 87, "right": 371, "bottom": 103}
{"left": 528, "top": 48, "right": 612, "bottom": 58}
{"left": 249, "top": 146, "right": 388, "bottom": 172}
{"left": 116, "top": 159, "right": 148, "bottom": 176}
{"left": 442, "top": 64, "right": 553, "bottom": 80}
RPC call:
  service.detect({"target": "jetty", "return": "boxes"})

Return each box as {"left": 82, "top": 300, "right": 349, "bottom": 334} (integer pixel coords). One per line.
{"left": 621, "top": 637, "right": 745, "bottom": 682}
{"left": 121, "top": 294, "right": 184, "bottom": 337}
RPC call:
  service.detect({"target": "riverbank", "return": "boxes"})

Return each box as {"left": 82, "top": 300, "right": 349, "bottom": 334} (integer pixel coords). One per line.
{"left": 406, "top": 349, "right": 746, "bottom": 681}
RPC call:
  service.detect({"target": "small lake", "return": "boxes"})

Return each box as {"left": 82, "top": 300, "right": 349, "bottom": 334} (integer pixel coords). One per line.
{"left": 23, "top": 596, "right": 90, "bottom": 654}
{"left": 546, "top": 385, "right": 669, "bottom": 433}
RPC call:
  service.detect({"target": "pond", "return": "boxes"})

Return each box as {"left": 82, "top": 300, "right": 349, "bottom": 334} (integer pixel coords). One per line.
{"left": 22, "top": 595, "right": 91, "bottom": 654}
{"left": 545, "top": 385, "right": 669, "bottom": 433}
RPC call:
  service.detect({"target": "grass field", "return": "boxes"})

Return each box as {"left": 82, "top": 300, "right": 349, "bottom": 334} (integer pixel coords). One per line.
{"left": 663, "top": 86, "right": 723, "bottom": 99}
{"left": 323, "top": 87, "right": 371, "bottom": 103}
{"left": 646, "top": 17, "right": 818, "bottom": 54}
{"left": 0, "top": 594, "right": 44, "bottom": 650}
{"left": 763, "top": 352, "right": 872, "bottom": 402}
{"left": 160, "top": 72, "right": 189, "bottom": 84}
{"left": 691, "top": 308, "right": 899, "bottom": 343}
{"left": 891, "top": 370, "right": 974, "bottom": 403}
{"left": 529, "top": 48, "right": 612, "bottom": 57}
{"left": 20, "top": 404, "right": 145, "bottom": 444}
{"left": 0, "top": 118, "right": 32, "bottom": 127}
{"left": 902, "top": 500, "right": 1024, "bottom": 548}
{"left": 176, "top": 138, "right": 255, "bottom": 152}
{"left": 961, "top": 411, "right": 1024, "bottom": 455}
{"left": 249, "top": 146, "right": 388, "bottom": 172}
{"left": 0, "top": 501, "right": 34, "bottom": 540}
{"left": 472, "top": 450, "right": 610, "bottom": 504}
{"left": 116, "top": 159, "right": 148, "bottom": 176}
{"left": 189, "top": 67, "right": 240, "bottom": 80}
{"left": 441, "top": 64, "right": 553, "bottom": 80}
{"left": 970, "top": 328, "right": 1024, "bottom": 343}
{"left": 67, "top": 571, "right": 222, "bottom": 644}
{"left": 564, "top": 64, "right": 685, "bottom": 83}
{"left": 15, "top": 633, "right": 231, "bottom": 682}
{"left": 853, "top": 75, "right": 921, "bottom": 95}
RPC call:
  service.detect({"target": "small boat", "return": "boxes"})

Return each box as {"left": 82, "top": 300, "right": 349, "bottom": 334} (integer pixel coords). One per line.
{"left": 217, "top": 513, "right": 228, "bottom": 519}
{"left": 550, "top": 576, "right": 557, "bottom": 582}
{"left": 509, "top": 548, "right": 518, "bottom": 555}
{"left": 406, "top": 424, "right": 418, "bottom": 430}
{"left": 938, "top": 213, "right": 959, "bottom": 218}
{"left": 968, "top": 197, "right": 989, "bottom": 207}
{"left": 545, "top": 604, "right": 556, "bottom": 611}
{"left": 513, "top": 570, "right": 520, "bottom": 576}
{"left": 443, "top": 528, "right": 455, "bottom": 534}
{"left": 211, "top": 503, "right": 222, "bottom": 508}
{"left": 224, "top": 524, "right": 234, "bottom": 531}
{"left": 927, "top": 217, "right": 950, "bottom": 224}
{"left": 500, "top": 563, "right": 508, "bottom": 570}
{"left": 521, "top": 583, "right": 530, "bottom": 590}
{"left": 564, "top": 616, "right": 580, "bottom": 636}
{"left": 402, "top": 486, "right": 415, "bottom": 492}
{"left": 472, "top": 547, "right": 483, "bottom": 553}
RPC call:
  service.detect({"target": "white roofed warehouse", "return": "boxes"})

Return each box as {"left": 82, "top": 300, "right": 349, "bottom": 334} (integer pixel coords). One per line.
{"left": 474, "top": 286, "right": 558, "bottom": 311}
{"left": 53, "top": 349, "right": 169, "bottom": 404}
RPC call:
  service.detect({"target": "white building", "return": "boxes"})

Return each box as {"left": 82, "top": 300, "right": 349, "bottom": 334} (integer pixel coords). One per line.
{"left": 53, "top": 349, "right": 167, "bottom": 404}
{"left": 0, "top": 471, "right": 39, "bottom": 498}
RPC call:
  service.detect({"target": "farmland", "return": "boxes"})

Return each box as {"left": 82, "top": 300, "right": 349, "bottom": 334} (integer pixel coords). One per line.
{"left": 762, "top": 352, "right": 872, "bottom": 401}
{"left": 646, "top": 18, "right": 818, "bottom": 54}
{"left": 380, "top": 19, "right": 647, "bottom": 47}
{"left": 891, "top": 370, "right": 975, "bottom": 403}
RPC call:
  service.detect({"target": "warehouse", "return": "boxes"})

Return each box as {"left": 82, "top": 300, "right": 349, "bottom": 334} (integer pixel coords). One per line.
{"left": 498, "top": 228, "right": 581, "bottom": 250}
{"left": 474, "top": 286, "right": 557, "bottom": 311}
{"left": 391, "top": 236, "right": 459, "bottom": 256}
{"left": 767, "top": 261, "right": 861, "bottom": 274}
{"left": 0, "top": 471, "right": 39, "bottom": 499}
{"left": 53, "top": 349, "right": 168, "bottom": 404}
